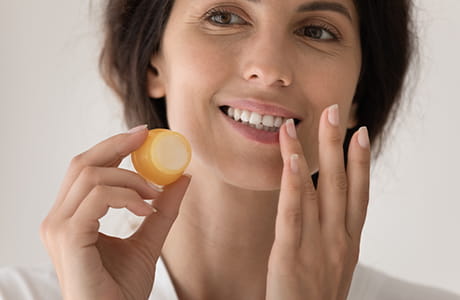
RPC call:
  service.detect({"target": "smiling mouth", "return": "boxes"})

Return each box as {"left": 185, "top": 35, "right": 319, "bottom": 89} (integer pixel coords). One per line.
{"left": 219, "top": 105, "right": 301, "bottom": 132}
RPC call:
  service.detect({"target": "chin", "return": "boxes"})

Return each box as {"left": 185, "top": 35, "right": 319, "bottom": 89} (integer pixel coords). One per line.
{"left": 220, "top": 162, "right": 283, "bottom": 191}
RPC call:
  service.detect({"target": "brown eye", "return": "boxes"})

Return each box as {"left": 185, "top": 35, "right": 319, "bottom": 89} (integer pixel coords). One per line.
{"left": 297, "top": 25, "right": 337, "bottom": 41}
{"left": 212, "top": 13, "right": 232, "bottom": 24}
{"left": 206, "top": 9, "right": 247, "bottom": 26}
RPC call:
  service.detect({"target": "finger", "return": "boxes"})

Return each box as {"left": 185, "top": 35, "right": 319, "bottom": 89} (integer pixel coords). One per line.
{"left": 130, "top": 174, "right": 192, "bottom": 258}
{"left": 275, "top": 119, "right": 320, "bottom": 250}
{"left": 72, "top": 185, "right": 155, "bottom": 234}
{"left": 53, "top": 125, "right": 148, "bottom": 210}
{"left": 346, "top": 127, "right": 371, "bottom": 240}
{"left": 317, "top": 104, "right": 348, "bottom": 231}
{"left": 59, "top": 167, "right": 161, "bottom": 218}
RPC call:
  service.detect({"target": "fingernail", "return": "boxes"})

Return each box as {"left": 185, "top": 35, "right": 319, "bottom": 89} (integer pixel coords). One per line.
{"left": 143, "top": 200, "right": 158, "bottom": 213}
{"left": 286, "top": 119, "right": 297, "bottom": 139}
{"left": 127, "top": 124, "right": 148, "bottom": 134}
{"left": 147, "top": 181, "right": 164, "bottom": 192}
{"left": 328, "top": 104, "right": 339, "bottom": 127}
{"left": 290, "top": 154, "right": 299, "bottom": 173}
{"left": 358, "top": 126, "right": 370, "bottom": 149}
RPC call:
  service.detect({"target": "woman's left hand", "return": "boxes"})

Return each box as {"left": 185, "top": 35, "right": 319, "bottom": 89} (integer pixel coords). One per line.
{"left": 266, "top": 104, "right": 371, "bottom": 300}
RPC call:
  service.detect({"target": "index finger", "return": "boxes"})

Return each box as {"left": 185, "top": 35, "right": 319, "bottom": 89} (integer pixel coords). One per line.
{"left": 54, "top": 125, "right": 148, "bottom": 208}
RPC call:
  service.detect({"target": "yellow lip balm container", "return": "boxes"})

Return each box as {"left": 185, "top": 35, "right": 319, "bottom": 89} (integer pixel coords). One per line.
{"left": 131, "top": 129, "right": 191, "bottom": 186}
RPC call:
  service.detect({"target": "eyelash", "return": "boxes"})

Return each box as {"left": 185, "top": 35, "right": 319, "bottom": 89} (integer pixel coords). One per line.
{"left": 204, "top": 7, "right": 248, "bottom": 26}
{"left": 203, "top": 7, "right": 341, "bottom": 41}
{"left": 296, "top": 22, "right": 341, "bottom": 41}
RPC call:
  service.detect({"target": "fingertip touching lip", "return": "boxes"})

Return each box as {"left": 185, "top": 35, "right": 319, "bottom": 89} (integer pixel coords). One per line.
{"left": 218, "top": 99, "right": 303, "bottom": 125}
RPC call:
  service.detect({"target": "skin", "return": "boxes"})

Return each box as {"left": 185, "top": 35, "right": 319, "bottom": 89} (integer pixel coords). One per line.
{"left": 41, "top": 0, "right": 370, "bottom": 299}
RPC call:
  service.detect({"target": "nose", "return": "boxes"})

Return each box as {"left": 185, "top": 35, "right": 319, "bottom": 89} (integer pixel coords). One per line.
{"left": 241, "top": 33, "right": 293, "bottom": 88}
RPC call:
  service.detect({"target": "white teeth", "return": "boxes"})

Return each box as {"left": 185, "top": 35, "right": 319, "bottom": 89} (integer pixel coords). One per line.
{"left": 233, "top": 108, "right": 241, "bottom": 121}
{"left": 224, "top": 106, "right": 293, "bottom": 132}
{"left": 249, "top": 112, "right": 262, "bottom": 125}
{"left": 228, "top": 107, "right": 234, "bottom": 118}
{"left": 262, "top": 115, "right": 274, "bottom": 127}
{"left": 274, "top": 116, "right": 283, "bottom": 127}
{"left": 240, "top": 110, "right": 251, "bottom": 123}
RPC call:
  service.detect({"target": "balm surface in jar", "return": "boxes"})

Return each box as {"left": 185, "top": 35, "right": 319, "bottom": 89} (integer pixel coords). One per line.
{"left": 131, "top": 129, "right": 191, "bottom": 186}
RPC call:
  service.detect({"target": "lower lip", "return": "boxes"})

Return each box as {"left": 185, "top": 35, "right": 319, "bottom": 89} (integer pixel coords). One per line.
{"left": 220, "top": 110, "right": 280, "bottom": 144}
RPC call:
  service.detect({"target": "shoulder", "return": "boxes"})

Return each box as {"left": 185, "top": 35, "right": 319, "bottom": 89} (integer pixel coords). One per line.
{"left": 0, "top": 263, "right": 61, "bottom": 300}
{"left": 349, "top": 264, "right": 460, "bottom": 300}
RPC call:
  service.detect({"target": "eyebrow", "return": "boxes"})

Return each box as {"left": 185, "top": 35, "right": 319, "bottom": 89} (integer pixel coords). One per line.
{"left": 297, "top": 1, "right": 352, "bottom": 22}
{"left": 244, "top": 0, "right": 353, "bottom": 22}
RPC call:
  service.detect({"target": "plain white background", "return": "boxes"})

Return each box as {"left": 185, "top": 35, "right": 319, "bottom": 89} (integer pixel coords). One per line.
{"left": 1, "top": 0, "right": 459, "bottom": 296}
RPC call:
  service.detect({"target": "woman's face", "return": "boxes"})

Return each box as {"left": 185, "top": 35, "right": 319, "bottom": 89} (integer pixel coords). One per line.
{"left": 149, "top": 0, "right": 361, "bottom": 190}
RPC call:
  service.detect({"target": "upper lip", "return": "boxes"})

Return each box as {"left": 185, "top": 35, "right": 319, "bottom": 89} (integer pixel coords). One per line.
{"left": 218, "top": 98, "right": 304, "bottom": 122}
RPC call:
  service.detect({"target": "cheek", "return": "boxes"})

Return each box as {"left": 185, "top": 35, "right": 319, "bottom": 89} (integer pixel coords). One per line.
{"left": 305, "top": 56, "right": 359, "bottom": 102}
{"left": 164, "top": 35, "right": 234, "bottom": 122}
{"left": 162, "top": 34, "right": 242, "bottom": 173}
{"left": 295, "top": 57, "right": 360, "bottom": 171}
{"left": 165, "top": 33, "right": 235, "bottom": 87}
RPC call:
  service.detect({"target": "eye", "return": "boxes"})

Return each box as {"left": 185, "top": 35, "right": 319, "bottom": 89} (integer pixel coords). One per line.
{"left": 297, "top": 25, "right": 339, "bottom": 41}
{"left": 205, "top": 8, "right": 248, "bottom": 26}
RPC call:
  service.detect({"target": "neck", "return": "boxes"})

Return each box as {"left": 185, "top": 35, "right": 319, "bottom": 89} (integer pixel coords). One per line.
{"left": 161, "top": 169, "right": 280, "bottom": 300}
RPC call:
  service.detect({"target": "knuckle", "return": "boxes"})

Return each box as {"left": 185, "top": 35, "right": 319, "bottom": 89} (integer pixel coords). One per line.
{"left": 79, "top": 166, "right": 103, "bottom": 184}
{"left": 328, "top": 171, "right": 348, "bottom": 192}
{"left": 40, "top": 216, "right": 66, "bottom": 248}
{"left": 281, "top": 208, "right": 303, "bottom": 228}
{"left": 39, "top": 217, "right": 53, "bottom": 243}
{"left": 90, "top": 184, "right": 110, "bottom": 197}
{"left": 329, "top": 130, "right": 343, "bottom": 145}
{"left": 303, "top": 183, "right": 317, "bottom": 200}
{"left": 70, "top": 152, "right": 88, "bottom": 169}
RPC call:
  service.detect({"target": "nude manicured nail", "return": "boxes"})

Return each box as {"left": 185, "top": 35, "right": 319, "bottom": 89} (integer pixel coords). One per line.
{"left": 286, "top": 119, "right": 297, "bottom": 139}
{"left": 147, "top": 181, "right": 164, "bottom": 193}
{"left": 290, "top": 154, "right": 299, "bottom": 173}
{"left": 328, "top": 104, "right": 340, "bottom": 126}
{"left": 142, "top": 200, "right": 158, "bottom": 213}
{"left": 358, "top": 126, "right": 370, "bottom": 149}
{"left": 127, "top": 124, "right": 148, "bottom": 134}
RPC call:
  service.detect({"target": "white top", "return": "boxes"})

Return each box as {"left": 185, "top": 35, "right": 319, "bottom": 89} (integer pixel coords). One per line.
{"left": 1, "top": 258, "right": 459, "bottom": 300}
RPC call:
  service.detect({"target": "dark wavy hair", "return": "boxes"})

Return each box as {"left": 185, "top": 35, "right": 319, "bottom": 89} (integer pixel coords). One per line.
{"left": 99, "top": 0, "right": 415, "bottom": 157}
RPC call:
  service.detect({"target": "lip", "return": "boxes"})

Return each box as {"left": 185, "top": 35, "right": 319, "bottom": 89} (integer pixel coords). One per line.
{"left": 218, "top": 99, "right": 303, "bottom": 121}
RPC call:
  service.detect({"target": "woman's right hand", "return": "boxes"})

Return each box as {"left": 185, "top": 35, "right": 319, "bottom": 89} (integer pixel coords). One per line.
{"left": 40, "top": 125, "right": 191, "bottom": 300}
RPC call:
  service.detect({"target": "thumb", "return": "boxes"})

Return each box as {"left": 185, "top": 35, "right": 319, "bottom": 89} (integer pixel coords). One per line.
{"left": 130, "top": 174, "right": 192, "bottom": 258}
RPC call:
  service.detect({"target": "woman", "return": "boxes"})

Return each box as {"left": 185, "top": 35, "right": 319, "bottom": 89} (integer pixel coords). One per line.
{"left": 1, "top": 0, "right": 459, "bottom": 299}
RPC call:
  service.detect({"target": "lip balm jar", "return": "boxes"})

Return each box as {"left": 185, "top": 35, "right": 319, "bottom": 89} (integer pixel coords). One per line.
{"left": 131, "top": 129, "right": 191, "bottom": 187}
